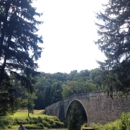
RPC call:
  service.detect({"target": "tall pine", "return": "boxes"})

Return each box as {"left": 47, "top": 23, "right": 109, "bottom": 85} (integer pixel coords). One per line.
{"left": 95, "top": 0, "right": 130, "bottom": 95}
{"left": 0, "top": 0, "right": 43, "bottom": 114}
{"left": 67, "top": 102, "right": 82, "bottom": 130}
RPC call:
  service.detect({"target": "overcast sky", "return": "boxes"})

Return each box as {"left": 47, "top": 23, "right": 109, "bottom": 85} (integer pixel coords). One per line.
{"left": 34, "top": 0, "right": 107, "bottom": 74}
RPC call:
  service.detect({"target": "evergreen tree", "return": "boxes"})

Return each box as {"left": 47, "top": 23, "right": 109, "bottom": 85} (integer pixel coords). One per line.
{"left": 0, "top": 0, "right": 43, "bottom": 114}
{"left": 67, "top": 102, "right": 82, "bottom": 130}
{"left": 50, "top": 82, "right": 63, "bottom": 104}
{"left": 95, "top": 0, "right": 130, "bottom": 94}
{"left": 27, "top": 92, "right": 37, "bottom": 118}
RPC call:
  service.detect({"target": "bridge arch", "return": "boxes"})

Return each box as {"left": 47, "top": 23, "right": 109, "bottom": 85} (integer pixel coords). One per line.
{"left": 65, "top": 99, "right": 88, "bottom": 123}
{"left": 45, "top": 92, "right": 130, "bottom": 125}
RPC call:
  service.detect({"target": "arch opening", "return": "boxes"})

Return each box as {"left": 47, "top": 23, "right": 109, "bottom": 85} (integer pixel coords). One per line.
{"left": 65, "top": 100, "right": 87, "bottom": 125}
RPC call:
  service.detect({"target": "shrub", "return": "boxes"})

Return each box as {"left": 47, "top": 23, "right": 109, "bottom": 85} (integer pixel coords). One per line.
{"left": 13, "top": 118, "right": 19, "bottom": 125}
{"left": 54, "top": 121, "right": 64, "bottom": 128}
{"left": 31, "top": 117, "right": 38, "bottom": 124}
{"left": 53, "top": 116, "right": 60, "bottom": 121}
{"left": 37, "top": 116, "right": 43, "bottom": 123}
{"left": 119, "top": 113, "right": 129, "bottom": 130}
{"left": 24, "top": 124, "right": 37, "bottom": 129}
{"left": 0, "top": 112, "right": 65, "bottom": 129}
{"left": 0, "top": 119, "right": 9, "bottom": 127}
{"left": 67, "top": 102, "right": 82, "bottom": 130}
{"left": 36, "top": 123, "right": 44, "bottom": 129}
{"left": 44, "top": 117, "right": 53, "bottom": 124}
{"left": 8, "top": 125, "right": 12, "bottom": 129}
{"left": 43, "top": 120, "right": 51, "bottom": 128}
{"left": 0, "top": 118, "right": 12, "bottom": 129}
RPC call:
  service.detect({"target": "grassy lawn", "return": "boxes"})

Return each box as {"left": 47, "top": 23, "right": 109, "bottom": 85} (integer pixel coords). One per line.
{"left": 0, "top": 110, "right": 65, "bottom": 130}
{"left": 10, "top": 109, "right": 43, "bottom": 118}
{"left": 10, "top": 109, "right": 56, "bottom": 119}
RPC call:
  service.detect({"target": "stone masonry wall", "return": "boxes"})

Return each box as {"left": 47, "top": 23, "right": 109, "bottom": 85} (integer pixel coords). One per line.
{"left": 45, "top": 92, "right": 130, "bottom": 125}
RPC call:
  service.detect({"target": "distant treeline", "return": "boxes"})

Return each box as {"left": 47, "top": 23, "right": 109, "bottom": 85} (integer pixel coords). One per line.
{"left": 34, "top": 68, "right": 104, "bottom": 109}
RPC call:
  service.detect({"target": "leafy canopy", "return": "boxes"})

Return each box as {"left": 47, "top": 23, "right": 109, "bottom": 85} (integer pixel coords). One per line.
{"left": 95, "top": 0, "right": 130, "bottom": 94}
{"left": 0, "top": 0, "right": 43, "bottom": 114}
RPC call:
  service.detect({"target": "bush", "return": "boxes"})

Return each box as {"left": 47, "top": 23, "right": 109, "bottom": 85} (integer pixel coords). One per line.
{"left": 37, "top": 116, "right": 43, "bottom": 123}
{"left": 13, "top": 118, "right": 19, "bottom": 125}
{"left": 54, "top": 121, "right": 64, "bottom": 128}
{"left": 44, "top": 117, "right": 53, "bottom": 124}
{"left": 0, "top": 117, "right": 13, "bottom": 129}
{"left": 119, "top": 113, "right": 129, "bottom": 130}
{"left": 31, "top": 117, "right": 38, "bottom": 124}
{"left": 43, "top": 120, "right": 51, "bottom": 128}
{"left": 0, "top": 119, "right": 9, "bottom": 127}
{"left": 0, "top": 113, "right": 64, "bottom": 129}
{"left": 36, "top": 123, "right": 44, "bottom": 129}
{"left": 8, "top": 125, "right": 12, "bottom": 129}
{"left": 52, "top": 116, "right": 60, "bottom": 121}
{"left": 24, "top": 124, "right": 37, "bottom": 129}
{"left": 67, "top": 103, "right": 82, "bottom": 130}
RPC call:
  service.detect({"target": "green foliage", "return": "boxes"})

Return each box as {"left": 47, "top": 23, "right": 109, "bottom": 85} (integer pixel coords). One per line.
{"left": 43, "top": 120, "right": 51, "bottom": 128}
{"left": 27, "top": 92, "right": 37, "bottom": 117}
{"left": 62, "top": 84, "right": 70, "bottom": 99}
{"left": 50, "top": 82, "right": 63, "bottom": 104}
{"left": 0, "top": 109, "right": 64, "bottom": 129}
{"left": 0, "top": 117, "right": 13, "bottom": 129}
{"left": 42, "top": 116, "right": 64, "bottom": 128}
{"left": 90, "top": 68, "right": 103, "bottom": 89}
{"left": 34, "top": 81, "right": 63, "bottom": 109}
{"left": 67, "top": 102, "right": 82, "bottom": 130}
{"left": 36, "top": 123, "right": 44, "bottom": 129}
{"left": 13, "top": 118, "right": 19, "bottom": 125}
{"left": 0, "top": 0, "right": 43, "bottom": 114}
{"left": 91, "top": 113, "right": 130, "bottom": 130}
{"left": 83, "top": 81, "right": 97, "bottom": 92}
{"left": 24, "top": 124, "right": 37, "bottom": 129}
{"left": 119, "top": 113, "right": 129, "bottom": 130}
{"left": 34, "top": 69, "right": 104, "bottom": 109}
{"left": 95, "top": 0, "right": 130, "bottom": 94}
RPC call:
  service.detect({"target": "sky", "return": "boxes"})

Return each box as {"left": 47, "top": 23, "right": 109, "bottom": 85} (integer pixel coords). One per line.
{"left": 34, "top": 0, "right": 107, "bottom": 74}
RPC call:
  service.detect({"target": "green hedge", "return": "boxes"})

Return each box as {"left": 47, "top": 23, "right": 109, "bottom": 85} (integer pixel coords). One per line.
{"left": 0, "top": 116, "right": 64, "bottom": 129}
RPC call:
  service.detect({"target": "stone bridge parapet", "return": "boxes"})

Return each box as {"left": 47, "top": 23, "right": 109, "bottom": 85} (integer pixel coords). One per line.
{"left": 45, "top": 92, "right": 130, "bottom": 125}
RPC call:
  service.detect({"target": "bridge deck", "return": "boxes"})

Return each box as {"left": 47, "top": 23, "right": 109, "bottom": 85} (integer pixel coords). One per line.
{"left": 82, "top": 127, "right": 95, "bottom": 130}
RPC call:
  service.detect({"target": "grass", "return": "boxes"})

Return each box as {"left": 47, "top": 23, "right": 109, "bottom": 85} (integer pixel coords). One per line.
{"left": 1, "top": 109, "right": 64, "bottom": 130}
{"left": 10, "top": 109, "right": 51, "bottom": 118}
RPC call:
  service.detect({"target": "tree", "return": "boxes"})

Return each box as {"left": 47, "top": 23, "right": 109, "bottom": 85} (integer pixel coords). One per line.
{"left": 50, "top": 82, "right": 63, "bottom": 104}
{"left": 62, "top": 84, "right": 72, "bottom": 99}
{"left": 27, "top": 92, "right": 37, "bottom": 118}
{"left": 95, "top": 0, "right": 130, "bottom": 94}
{"left": 67, "top": 102, "right": 82, "bottom": 130}
{"left": 0, "top": 0, "right": 43, "bottom": 114}
{"left": 34, "top": 76, "right": 51, "bottom": 109}
{"left": 83, "top": 81, "right": 97, "bottom": 92}
{"left": 119, "top": 113, "right": 129, "bottom": 130}
{"left": 90, "top": 68, "right": 103, "bottom": 88}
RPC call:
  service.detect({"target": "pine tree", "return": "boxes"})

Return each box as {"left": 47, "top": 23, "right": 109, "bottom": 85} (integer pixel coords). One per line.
{"left": 27, "top": 92, "right": 37, "bottom": 118}
{"left": 95, "top": 0, "right": 130, "bottom": 94}
{"left": 0, "top": 0, "right": 43, "bottom": 114}
{"left": 67, "top": 102, "right": 82, "bottom": 130}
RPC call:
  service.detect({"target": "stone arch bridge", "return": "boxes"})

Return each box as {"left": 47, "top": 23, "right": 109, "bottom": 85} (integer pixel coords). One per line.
{"left": 45, "top": 92, "right": 130, "bottom": 125}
